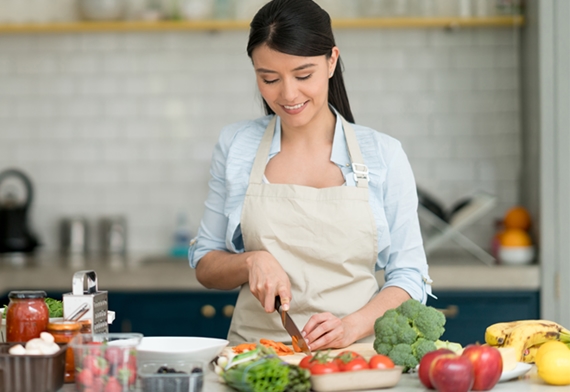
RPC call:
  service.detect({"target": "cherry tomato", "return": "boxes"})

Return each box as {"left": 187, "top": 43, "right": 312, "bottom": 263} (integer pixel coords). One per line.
{"left": 310, "top": 361, "right": 340, "bottom": 375}
{"left": 368, "top": 354, "right": 395, "bottom": 369}
{"left": 333, "top": 351, "right": 368, "bottom": 372}
{"left": 299, "top": 355, "right": 315, "bottom": 369}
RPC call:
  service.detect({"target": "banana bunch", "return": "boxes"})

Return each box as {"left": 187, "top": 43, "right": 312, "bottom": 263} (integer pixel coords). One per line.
{"left": 485, "top": 319, "right": 570, "bottom": 363}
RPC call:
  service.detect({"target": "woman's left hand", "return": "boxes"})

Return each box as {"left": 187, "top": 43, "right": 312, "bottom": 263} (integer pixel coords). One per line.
{"left": 301, "top": 312, "right": 355, "bottom": 351}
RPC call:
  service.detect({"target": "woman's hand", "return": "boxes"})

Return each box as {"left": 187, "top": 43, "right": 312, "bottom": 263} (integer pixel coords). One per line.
{"left": 302, "top": 313, "right": 356, "bottom": 351}
{"left": 246, "top": 250, "right": 292, "bottom": 313}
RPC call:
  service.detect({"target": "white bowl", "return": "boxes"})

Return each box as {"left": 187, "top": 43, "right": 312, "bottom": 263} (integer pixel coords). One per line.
{"left": 137, "top": 337, "right": 228, "bottom": 365}
{"left": 499, "top": 245, "right": 535, "bottom": 265}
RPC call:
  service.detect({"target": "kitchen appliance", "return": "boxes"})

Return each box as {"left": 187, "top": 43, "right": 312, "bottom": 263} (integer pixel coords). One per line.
{"left": 63, "top": 270, "right": 109, "bottom": 334}
{"left": 60, "top": 217, "right": 89, "bottom": 255}
{"left": 274, "top": 297, "right": 311, "bottom": 355}
{"left": 0, "top": 168, "right": 40, "bottom": 254}
{"left": 99, "top": 215, "right": 127, "bottom": 255}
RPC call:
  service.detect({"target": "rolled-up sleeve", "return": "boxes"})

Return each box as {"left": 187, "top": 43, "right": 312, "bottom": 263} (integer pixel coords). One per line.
{"left": 188, "top": 129, "right": 233, "bottom": 268}
{"left": 380, "top": 145, "right": 432, "bottom": 304}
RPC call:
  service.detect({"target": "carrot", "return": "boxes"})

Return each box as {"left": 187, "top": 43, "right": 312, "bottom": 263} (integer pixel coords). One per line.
{"left": 260, "top": 338, "right": 294, "bottom": 356}
{"left": 232, "top": 343, "right": 257, "bottom": 354}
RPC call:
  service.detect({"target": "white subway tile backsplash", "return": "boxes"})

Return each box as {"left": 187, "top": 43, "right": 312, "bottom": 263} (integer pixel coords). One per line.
{"left": 0, "top": 28, "right": 522, "bottom": 252}
{"left": 451, "top": 47, "right": 495, "bottom": 69}
{"left": 15, "top": 53, "right": 58, "bottom": 74}
{"left": 59, "top": 53, "right": 101, "bottom": 74}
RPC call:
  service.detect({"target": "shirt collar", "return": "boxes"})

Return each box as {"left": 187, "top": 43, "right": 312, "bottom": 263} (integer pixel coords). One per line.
{"left": 268, "top": 111, "right": 351, "bottom": 167}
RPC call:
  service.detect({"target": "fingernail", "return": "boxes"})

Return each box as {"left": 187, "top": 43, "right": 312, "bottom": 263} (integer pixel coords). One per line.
{"left": 283, "top": 303, "right": 289, "bottom": 311}
{"left": 302, "top": 331, "right": 306, "bottom": 337}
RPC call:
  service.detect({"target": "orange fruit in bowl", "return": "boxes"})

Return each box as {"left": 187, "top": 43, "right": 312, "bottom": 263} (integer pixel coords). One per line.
{"left": 504, "top": 206, "right": 532, "bottom": 230}
{"left": 500, "top": 229, "right": 532, "bottom": 247}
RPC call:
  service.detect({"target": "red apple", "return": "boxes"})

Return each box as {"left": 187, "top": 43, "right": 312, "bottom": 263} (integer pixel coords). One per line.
{"left": 462, "top": 344, "right": 503, "bottom": 391}
{"left": 419, "top": 349, "right": 455, "bottom": 389}
{"left": 429, "top": 354, "right": 475, "bottom": 392}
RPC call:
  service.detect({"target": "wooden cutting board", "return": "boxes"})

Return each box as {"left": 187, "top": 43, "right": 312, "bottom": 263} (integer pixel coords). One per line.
{"left": 278, "top": 343, "right": 377, "bottom": 365}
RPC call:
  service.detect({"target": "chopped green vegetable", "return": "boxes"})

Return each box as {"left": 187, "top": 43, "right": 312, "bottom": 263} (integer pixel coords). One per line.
{"left": 45, "top": 298, "right": 63, "bottom": 318}
{"left": 435, "top": 339, "right": 464, "bottom": 354}
{"left": 218, "top": 345, "right": 310, "bottom": 392}
{"left": 373, "top": 299, "right": 446, "bottom": 372}
{"left": 1, "top": 298, "right": 63, "bottom": 318}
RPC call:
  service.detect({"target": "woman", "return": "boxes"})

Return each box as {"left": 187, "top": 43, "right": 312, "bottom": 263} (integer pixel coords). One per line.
{"left": 189, "top": 0, "right": 432, "bottom": 351}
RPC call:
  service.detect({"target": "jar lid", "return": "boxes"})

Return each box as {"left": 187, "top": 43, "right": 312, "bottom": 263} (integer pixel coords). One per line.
{"left": 47, "top": 320, "right": 82, "bottom": 332}
{"left": 8, "top": 290, "right": 47, "bottom": 299}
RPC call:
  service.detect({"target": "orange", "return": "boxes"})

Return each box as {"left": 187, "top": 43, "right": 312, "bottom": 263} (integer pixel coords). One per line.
{"left": 535, "top": 341, "right": 570, "bottom": 367}
{"left": 537, "top": 348, "right": 570, "bottom": 385}
{"left": 500, "top": 229, "right": 532, "bottom": 247}
{"left": 504, "top": 206, "right": 532, "bottom": 230}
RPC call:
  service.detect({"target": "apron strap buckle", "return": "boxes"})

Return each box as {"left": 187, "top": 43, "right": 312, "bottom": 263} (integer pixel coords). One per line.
{"left": 352, "top": 163, "right": 370, "bottom": 183}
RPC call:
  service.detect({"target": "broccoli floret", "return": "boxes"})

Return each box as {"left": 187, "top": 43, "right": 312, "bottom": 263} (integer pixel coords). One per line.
{"left": 396, "top": 298, "right": 423, "bottom": 320}
{"left": 412, "top": 305, "right": 446, "bottom": 341}
{"left": 373, "top": 299, "right": 448, "bottom": 372}
{"left": 373, "top": 341, "right": 393, "bottom": 356}
{"left": 411, "top": 338, "right": 437, "bottom": 360}
{"left": 373, "top": 309, "right": 418, "bottom": 345}
{"left": 388, "top": 344, "right": 418, "bottom": 372}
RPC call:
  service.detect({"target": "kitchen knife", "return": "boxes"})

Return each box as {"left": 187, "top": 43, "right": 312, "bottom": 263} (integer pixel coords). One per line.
{"left": 275, "top": 297, "right": 311, "bottom": 355}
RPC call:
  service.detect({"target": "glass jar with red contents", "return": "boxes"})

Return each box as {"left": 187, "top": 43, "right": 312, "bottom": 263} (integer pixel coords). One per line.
{"left": 47, "top": 320, "right": 81, "bottom": 383}
{"left": 6, "top": 290, "right": 49, "bottom": 343}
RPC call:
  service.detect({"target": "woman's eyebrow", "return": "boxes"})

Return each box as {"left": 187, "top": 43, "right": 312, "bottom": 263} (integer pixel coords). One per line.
{"left": 255, "top": 63, "right": 317, "bottom": 74}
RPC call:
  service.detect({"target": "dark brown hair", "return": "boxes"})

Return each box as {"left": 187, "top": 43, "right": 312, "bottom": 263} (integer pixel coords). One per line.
{"left": 246, "top": 0, "right": 354, "bottom": 123}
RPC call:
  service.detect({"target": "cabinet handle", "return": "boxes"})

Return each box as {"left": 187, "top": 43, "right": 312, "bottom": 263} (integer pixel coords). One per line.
{"left": 222, "top": 305, "right": 234, "bottom": 318}
{"left": 436, "top": 305, "right": 459, "bottom": 319}
{"left": 201, "top": 304, "right": 216, "bottom": 318}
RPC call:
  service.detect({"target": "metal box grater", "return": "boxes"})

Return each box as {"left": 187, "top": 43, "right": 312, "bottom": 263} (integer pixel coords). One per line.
{"left": 63, "top": 270, "right": 108, "bottom": 334}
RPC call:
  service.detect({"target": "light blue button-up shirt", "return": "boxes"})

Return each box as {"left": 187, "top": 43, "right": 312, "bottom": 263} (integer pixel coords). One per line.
{"left": 189, "top": 113, "right": 433, "bottom": 303}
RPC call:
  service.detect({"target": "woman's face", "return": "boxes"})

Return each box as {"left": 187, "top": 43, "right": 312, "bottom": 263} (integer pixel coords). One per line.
{"left": 251, "top": 44, "right": 339, "bottom": 131}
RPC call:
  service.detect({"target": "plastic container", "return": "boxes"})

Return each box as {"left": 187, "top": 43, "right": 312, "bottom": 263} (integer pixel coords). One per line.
{"left": 70, "top": 333, "right": 143, "bottom": 392}
{"left": 5, "top": 290, "right": 49, "bottom": 343}
{"left": 0, "top": 342, "right": 66, "bottom": 392}
{"left": 47, "top": 321, "right": 81, "bottom": 383}
{"left": 139, "top": 361, "right": 204, "bottom": 392}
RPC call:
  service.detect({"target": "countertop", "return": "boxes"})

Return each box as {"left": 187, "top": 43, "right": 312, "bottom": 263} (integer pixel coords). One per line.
{"left": 57, "top": 366, "right": 551, "bottom": 392}
{"left": 0, "top": 251, "right": 540, "bottom": 295}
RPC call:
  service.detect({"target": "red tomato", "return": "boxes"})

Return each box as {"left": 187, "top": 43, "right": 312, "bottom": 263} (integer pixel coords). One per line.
{"left": 342, "top": 357, "right": 369, "bottom": 372}
{"left": 299, "top": 355, "right": 315, "bottom": 369}
{"left": 368, "top": 354, "right": 395, "bottom": 369}
{"left": 310, "top": 361, "right": 340, "bottom": 375}
{"left": 333, "top": 351, "right": 367, "bottom": 372}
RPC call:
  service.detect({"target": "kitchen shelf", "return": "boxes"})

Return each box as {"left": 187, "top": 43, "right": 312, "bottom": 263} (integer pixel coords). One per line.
{"left": 0, "top": 15, "right": 524, "bottom": 34}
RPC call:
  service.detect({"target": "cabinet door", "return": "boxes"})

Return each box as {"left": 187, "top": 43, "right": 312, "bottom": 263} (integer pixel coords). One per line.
{"left": 108, "top": 291, "right": 238, "bottom": 339}
{"left": 427, "top": 290, "right": 540, "bottom": 346}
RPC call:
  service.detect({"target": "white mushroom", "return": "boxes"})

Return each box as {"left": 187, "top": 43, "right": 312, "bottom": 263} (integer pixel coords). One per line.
{"left": 25, "top": 338, "right": 45, "bottom": 351}
{"left": 9, "top": 344, "right": 27, "bottom": 355}
{"left": 40, "top": 332, "right": 55, "bottom": 343}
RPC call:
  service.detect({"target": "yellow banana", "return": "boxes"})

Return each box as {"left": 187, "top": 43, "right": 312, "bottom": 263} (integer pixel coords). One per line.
{"left": 485, "top": 319, "right": 570, "bottom": 346}
{"left": 502, "top": 321, "right": 569, "bottom": 362}
{"left": 522, "top": 344, "right": 540, "bottom": 363}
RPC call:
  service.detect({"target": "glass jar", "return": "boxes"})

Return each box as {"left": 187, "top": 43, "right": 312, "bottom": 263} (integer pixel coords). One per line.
{"left": 47, "top": 321, "right": 82, "bottom": 383}
{"left": 6, "top": 290, "right": 49, "bottom": 343}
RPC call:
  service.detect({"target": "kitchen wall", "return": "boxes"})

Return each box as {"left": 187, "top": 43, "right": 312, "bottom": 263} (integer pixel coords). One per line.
{"left": 0, "top": 26, "right": 520, "bottom": 255}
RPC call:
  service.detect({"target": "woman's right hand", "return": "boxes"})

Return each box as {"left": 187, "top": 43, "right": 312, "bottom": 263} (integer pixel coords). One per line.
{"left": 246, "top": 250, "right": 291, "bottom": 313}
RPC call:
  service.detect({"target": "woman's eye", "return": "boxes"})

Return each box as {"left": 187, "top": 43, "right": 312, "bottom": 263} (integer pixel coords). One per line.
{"left": 263, "top": 79, "right": 278, "bottom": 85}
{"left": 297, "top": 74, "right": 312, "bottom": 81}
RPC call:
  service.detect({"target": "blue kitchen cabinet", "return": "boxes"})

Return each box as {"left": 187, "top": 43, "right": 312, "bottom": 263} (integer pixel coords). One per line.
{"left": 427, "top": 290, "right": 540, "bottom": 346}
{"left": 107, "top": 291, "right": 239, "bottom": 339}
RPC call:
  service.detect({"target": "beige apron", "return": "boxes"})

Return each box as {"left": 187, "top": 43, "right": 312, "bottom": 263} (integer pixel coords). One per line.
{"left": 227, "top": 115, "right": 379, "bottom": 345}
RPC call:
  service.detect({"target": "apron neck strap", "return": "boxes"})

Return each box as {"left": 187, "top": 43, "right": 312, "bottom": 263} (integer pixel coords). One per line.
{"left": 249, "top": 116, "right": 277, "bottom": 185}
{"left": 249, "top": 114, "right": 369, "bottom": 188}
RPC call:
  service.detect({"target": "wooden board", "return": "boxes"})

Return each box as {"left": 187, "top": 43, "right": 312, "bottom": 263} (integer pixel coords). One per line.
{"left": 278, "top": 343, "right": 377, "bottom": 365}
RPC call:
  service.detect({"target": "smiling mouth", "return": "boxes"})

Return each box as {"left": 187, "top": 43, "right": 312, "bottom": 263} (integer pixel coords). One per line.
{"left": 283, "top": 102, "right": 307, "bottom": 110}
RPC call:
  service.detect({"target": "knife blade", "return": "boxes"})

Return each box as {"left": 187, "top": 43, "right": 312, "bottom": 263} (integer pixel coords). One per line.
{"left": 275, "top": 297, "right": 311, "bottom": 355}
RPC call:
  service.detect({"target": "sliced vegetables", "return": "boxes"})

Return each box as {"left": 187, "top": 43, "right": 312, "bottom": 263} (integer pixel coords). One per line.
{"left": 232, "top": 339, "right": 294, "bottom": 356}
{"left": 217, "top": 345, "right": 310, "bottom": 392}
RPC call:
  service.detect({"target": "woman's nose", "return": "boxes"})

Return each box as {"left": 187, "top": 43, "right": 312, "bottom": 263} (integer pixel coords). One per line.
{"left": 280, "top": 77, "right": 298, "bottom": 102}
